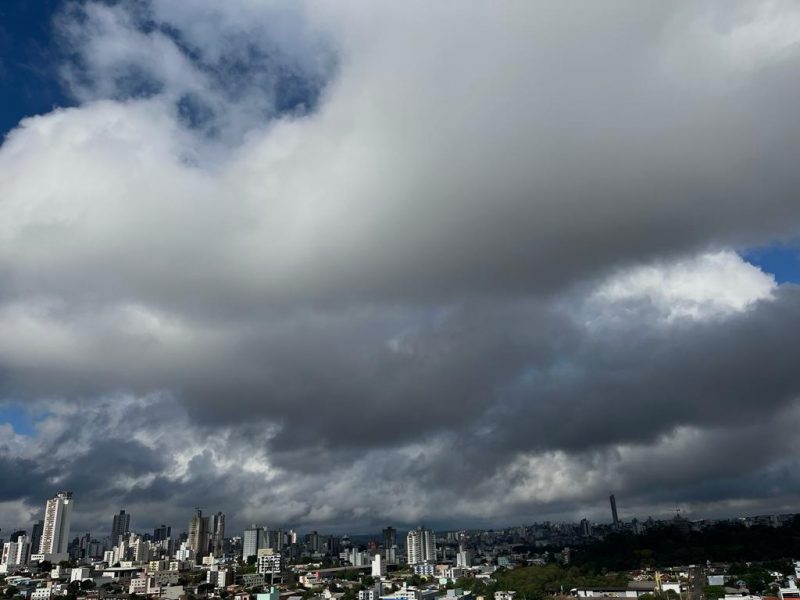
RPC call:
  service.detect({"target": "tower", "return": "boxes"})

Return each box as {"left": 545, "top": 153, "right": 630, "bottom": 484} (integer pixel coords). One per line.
{"left": 210, "top": 512, "right": 225, "bottom": 558}
{"left": 243, "top": 525, "right": 267, "bottom": 562}
{"left": 609, "top": 494, "right": 619, "bottom": 528}
{"left": 187, "top": 509, "right": 209, "bottom": 561}
{"left": 39, "top": 491, "right": 73, "bottom": 558}
{"left": 153, "top": 524, "right": 171, "bottom": 542}
{"left": 580, "top": 518, "right": 592, "bottom": 537}
{"left": 111, "top": 510, "right": 131, "bottom": 546}
{"left": 30, "top": 520, "right": 43, "bottom": 556}
{"left": 406, "top": 526, "right": 435, "bottom": 565}
{"left": 382, "top": 526, "right": 397, "bottom": 563}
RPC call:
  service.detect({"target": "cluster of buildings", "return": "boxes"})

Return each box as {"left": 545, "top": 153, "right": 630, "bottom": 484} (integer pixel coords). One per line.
{"left": 4, "top": 492, "right": 800, "bottom": 600}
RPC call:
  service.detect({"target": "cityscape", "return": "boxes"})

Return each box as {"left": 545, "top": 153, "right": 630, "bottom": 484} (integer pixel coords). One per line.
{"left": 3, "top": 492, "right": 800, "bottom": 600}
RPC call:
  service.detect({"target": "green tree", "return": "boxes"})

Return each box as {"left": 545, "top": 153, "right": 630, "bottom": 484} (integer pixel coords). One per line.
{"left": 703, "top": 586, "right": 726, "bottom": 600}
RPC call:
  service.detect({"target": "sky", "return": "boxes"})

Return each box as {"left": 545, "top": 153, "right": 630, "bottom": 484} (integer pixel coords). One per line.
{"left": 2, "top": 0, "right": 800, "bottom": 538}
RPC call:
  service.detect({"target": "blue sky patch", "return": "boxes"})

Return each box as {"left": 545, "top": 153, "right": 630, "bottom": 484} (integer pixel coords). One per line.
{"left": 0, "top": 402, "right": 37, "bottom": 436}
{"left": 744, "top": 242, "right": 800, "bottom": 285}
{"left": 0, "top": 1, "right": 72, "bottom": 138}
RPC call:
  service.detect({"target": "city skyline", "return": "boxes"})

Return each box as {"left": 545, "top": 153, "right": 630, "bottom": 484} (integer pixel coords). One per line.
{"left": 0, "top": 491, "right": 789, "bottom": 542}
{"left": 3, "top": 1, "right": 800, "bottom": 534}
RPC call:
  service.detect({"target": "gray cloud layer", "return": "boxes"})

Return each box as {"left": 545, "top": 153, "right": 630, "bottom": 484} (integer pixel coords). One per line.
{"left": 1, "top": 0, "right": 800, "bottom": 534}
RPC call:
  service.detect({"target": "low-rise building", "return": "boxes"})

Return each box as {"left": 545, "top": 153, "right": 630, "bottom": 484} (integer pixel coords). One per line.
{"left": 70, "top": 568, "right": 93, "bottom": 582}
{"left": 412, "top": 564, "right": 435, "bottom": 577}
{"left": 129, "top": 575, "right": 161, "bottom": 596}
{"left": 30, "top": 587, "right": 52, "bottom": 600}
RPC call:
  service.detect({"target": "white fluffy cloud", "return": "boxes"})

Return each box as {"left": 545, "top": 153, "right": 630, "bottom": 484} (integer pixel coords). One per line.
{"left": 589, "top": 251, "right": 776, "bottom": 322}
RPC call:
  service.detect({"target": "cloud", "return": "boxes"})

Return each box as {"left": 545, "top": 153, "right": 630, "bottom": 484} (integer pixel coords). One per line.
{"left": 1, "top": 0, "right": 800, "bottom": 533}
{"left": 588, "top": 251, "right": 776, "bottom": 322}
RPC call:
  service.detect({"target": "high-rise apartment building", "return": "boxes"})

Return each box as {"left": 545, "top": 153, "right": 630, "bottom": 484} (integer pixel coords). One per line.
{"left": 382, "top": 527, "right": 396, "bottom": 550}
{"left": 609, "top": 494, "right": 619, "bottom": 528}
{"left": 406, "top": 526, "right": 435, "bottom": 565}
{"left": 267, "top": 529, "right": 284, "bottom": 551}
{"left": 305, "top": 531, "right": 320, "bottom": 554}
{"left": 153, "top": 525, "right": 171, "bottom": 542}
{"left": 243, "top": 525, "right": 267, "bottom": 562}
{"left": 382, "top": 526, "right": 398, "bottom": 563}
{"left": 580, "top": 518, "right": 593, "bottom": 537}
{"left": 187, "top": 509, "right": 210, "bottom": 560}
{"left": 39, "top": 491, "right": 73, "bottom": 558}
{"left": 371, "top": 553, "right": 386, "bottom": 577}
{"left": 30, "top": 520, "right": 43, "bottom": 556}
{"left": 111, "top": 510, "right": 131, "bottom": 546}
{"left": 210, "top": 512, "right": 225, "bottom": 558}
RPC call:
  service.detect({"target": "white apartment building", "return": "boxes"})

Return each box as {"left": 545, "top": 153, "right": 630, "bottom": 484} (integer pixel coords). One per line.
{"left": 39, "top": 492, "right": 73, "bottom": 560}
{"left": 175, "top": 542, "right": 193, "bottom": 562}
{"left": 30, "top": 587, "right": 52, "bottom": 600}
{"left": 372, "top": 554, "right": 386, "bottom": 578}
{"left": 207, "top": 566, "right": 232, "bottom": 588}
{"left": 456, "top": 547, "right": 472, "bottom": 568}
{"left": 256, "top": 548, "right": 281, "bottom": 579}
{"left": 382, "top": 586, "right": 438, "bottom": 600}
{"left": 70, "top": 567, "right": 93, "bottom": 582}
{"left": 406, "top": 527, "right": 435, "bottom": 565}
{"left": 349, "top": 548, "right": 369, "bottom": 567}
{"left": 1, "top": 536, "right": 31, "bottom": 572}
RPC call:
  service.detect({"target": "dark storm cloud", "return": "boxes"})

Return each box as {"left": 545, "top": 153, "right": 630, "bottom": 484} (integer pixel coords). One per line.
{"left": 2, "top": 1, "right": 800, "bottom": 531}
{"left": 494, "top": 286, "right": 800, "bottom": 455}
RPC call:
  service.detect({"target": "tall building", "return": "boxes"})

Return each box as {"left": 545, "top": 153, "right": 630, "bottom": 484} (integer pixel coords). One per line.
{"left": 243, "top": 525, "right": 267, "bottom": 562}
{"left": 153, "top": 525, "right": 171, "bottom": 543}
{"left": 609, "top": 494, "right": 619, "bottom": 528}
{"left": 111, "top": 510, "right": 131, "bottom": 546}
{"left": 406, "top": 526, "right": 435, "bottom": 565}
{"left": 580, "top": 518, "right": 593, "bottom": 537}
{"left": 327, "top": 535, "right": 341, "bottom": 556}
{"left": 30, "top": 521, "right": 43, "bottom": 556}
{"left": 371, "top": 553, "right": 386, "bottom": 577}
{"left": 267, "top": 529, "right": 283, "bottom": 551}
{"left": 210, "top": 512, "right": 225, "bottom": 558}
{"left": 305, "top": 531, "right": 320, "bottom": 554}
{"left": 187, "top": 510, "right": 210, "bottom": 560}
{"left": 39, "top": 491, "right": 73, "bottom": 558}
{"left": 382, "top": 526, "right": 398, "bottom": 563}
{"left": 382, "top": 527, "right": 396, "bottom": 551}
{"left": 631, "top": 518, "right": 641, "bottom": 535}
